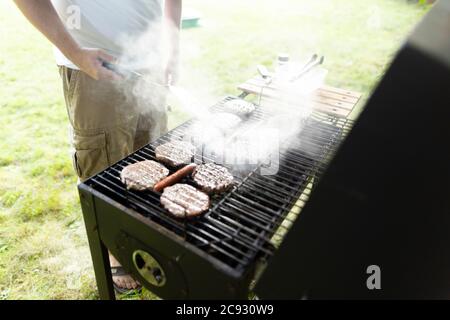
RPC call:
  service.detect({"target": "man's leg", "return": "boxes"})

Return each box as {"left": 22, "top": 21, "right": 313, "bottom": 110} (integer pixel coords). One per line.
{"left": 59, "top": 66, "right": 141, "bottom": 290}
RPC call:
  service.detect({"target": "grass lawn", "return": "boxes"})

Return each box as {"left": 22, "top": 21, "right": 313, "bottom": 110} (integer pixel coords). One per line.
{"left": 0, "top": 0, "right": 429, "bottom": 300}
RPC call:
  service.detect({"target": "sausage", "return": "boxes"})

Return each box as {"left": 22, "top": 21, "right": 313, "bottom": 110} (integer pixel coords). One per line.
{"left": 153, "top": 163, "right": 197, "bottom": 193}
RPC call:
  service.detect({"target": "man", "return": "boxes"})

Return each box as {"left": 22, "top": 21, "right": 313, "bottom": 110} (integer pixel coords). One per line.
{"left": 14, "top": 0, "right": 182, "bottom": 293}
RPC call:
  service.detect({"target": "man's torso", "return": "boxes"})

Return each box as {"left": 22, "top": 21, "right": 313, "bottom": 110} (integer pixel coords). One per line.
{"left": 51, "top": 0, "right": 163, "bottom": 68}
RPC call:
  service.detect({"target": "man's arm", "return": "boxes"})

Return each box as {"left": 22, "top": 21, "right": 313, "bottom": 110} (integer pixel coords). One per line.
{"left": 164, "top": 0, "right": 182, "bottom": 84}
{"left": 13, "top": 0, "right": 119, "bottom": 80}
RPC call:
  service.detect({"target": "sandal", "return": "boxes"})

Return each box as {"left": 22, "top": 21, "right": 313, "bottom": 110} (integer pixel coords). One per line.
{"left": 111, "top": 266, "right": 143, "bottom": 295}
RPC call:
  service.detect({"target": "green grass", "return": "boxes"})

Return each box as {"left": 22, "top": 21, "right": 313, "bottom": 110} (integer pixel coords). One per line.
{"left": 0, "top": 0, "right": 429, "bottom": 300}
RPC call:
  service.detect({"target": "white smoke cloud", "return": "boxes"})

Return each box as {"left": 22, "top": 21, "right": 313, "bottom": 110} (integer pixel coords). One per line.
{"left": 114, "top": 14, "right": 328, "bottom": 176}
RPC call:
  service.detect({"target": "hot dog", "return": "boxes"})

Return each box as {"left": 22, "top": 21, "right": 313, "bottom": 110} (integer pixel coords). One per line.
{"left": 153, "top": 163, "right": 197, "bottom": 193}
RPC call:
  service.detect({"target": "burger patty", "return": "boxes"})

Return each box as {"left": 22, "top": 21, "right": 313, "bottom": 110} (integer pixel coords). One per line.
{"left": 160, "top": 184, "right": 210, "bottom": 218}
{"left": 223, "top": 99, "right": 256, "bottom": 116}
{"left": 188, "top": 122, "right": 223, "bottom": 145}
{"left": 188, "top": 113, "right": 241, "bottom": 146}
{"left": 120, "top": 160, "right": 169, "bottom": 191}
{"left": 155, "top": 141, "right": 196, "bottom": 167}
{"left": 192, "top": 163, "right": 234, "bottom": 194}
{"left": 210, "top": 113, "right": 242, "bottom": 132}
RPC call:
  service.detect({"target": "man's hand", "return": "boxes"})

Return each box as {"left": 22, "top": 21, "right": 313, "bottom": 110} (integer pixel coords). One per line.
{"left": 13, "top": 1, "right": 120, "bottom": 81}
{"left": 70, "top": 48, "right": 121, "bottom": 81}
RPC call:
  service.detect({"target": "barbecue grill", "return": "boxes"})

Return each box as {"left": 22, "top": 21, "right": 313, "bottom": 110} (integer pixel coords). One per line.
{"left": 78, "top": 1, "right": 450, "bottom": 300}
{"left": 79, "top": 95, "right": 353, "bottom": 299}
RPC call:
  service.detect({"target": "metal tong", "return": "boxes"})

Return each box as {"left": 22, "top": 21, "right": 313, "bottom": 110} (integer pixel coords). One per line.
{"left": 256, "top": 53, "right": 325, "bottom": 85}
{"left": 290, "top": 54, "right": 325, "bottom": 83}
{"left": 102, "top": 61, "right": 170, "bottom": 88}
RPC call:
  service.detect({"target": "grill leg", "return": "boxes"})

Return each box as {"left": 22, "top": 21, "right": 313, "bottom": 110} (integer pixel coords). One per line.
{"left": 79, "top": 188, "right": 115, "bottom": 300}
{"left": 89, "top": 236, "right": 115, "bottom": 300}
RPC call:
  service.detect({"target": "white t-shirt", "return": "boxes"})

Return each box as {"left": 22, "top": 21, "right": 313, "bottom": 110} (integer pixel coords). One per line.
{"left": 51, "top": 0, "right": 163, "bottom": 69}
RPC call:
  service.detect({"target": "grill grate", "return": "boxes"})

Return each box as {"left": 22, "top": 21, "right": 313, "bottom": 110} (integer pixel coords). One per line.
{"left": 85, "top": 96, "right": 353, "bottom": 273}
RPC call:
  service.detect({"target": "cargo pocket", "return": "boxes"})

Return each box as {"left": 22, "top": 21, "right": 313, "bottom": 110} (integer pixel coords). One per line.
{"left": 59, "top": 66, "right": 81, "bottom": 129}
{"left": 67, "top": 68, "right": 80, "bottom": 102}
{"left": 72, "top": 131, "right": 110, "bottom": 181}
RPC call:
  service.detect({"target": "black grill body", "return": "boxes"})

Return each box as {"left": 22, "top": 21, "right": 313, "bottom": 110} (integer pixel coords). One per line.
{"left": 79, "top": 97, "right": 351, "bottom": 299}
{"left": 79, "top": 187, "right": 254, "bottom": 299}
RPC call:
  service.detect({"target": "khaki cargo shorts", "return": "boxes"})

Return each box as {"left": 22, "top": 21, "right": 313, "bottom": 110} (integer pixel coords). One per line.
{"left": 59, "top": 66, "right": 168, "bottom": 181}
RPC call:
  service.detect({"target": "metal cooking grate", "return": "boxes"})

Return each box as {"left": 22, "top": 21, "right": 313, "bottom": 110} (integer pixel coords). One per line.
{"left": 85, "top": 96, "right": 353, "bottom": 274}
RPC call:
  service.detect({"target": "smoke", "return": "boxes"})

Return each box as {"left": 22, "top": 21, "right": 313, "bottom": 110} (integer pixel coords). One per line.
{"left": 114, "top": 13, "right": 328, "bottom": 176}
{"left": 114, "top": 16, "right": 217, "bottom": 138}
{"left": 116, "top": 19, "right": 166, "bottom": 109}
{"left": 177, "top": 63, "right": 328, "bottom": 176}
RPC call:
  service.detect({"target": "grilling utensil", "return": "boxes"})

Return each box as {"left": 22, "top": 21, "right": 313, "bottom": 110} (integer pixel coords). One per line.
{"left": 102, "top": 61, "right": 170, "bottom": 88}
{"left": 290, "top": 54, "right": 325, "bottom": 83}
{"left": 257, "top": 54, "right": 325, "bottom": 85}
{"left": 257, "top": 65, "right": 273, "bottom": 85}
